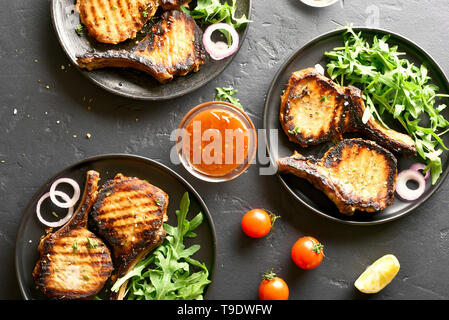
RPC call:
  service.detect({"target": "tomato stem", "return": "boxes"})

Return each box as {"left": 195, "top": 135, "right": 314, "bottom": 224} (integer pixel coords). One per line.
{"left": 262, "top": 268, "right": 277, "bottom": 281}
{"left": 266, "top": 211, "right": 281, "bottom": 239}
{"left": 269, "top": 213, "right": 281, "bottom": 226}
{"left": 312, "top": 242, "right": 324, "bottom": 255}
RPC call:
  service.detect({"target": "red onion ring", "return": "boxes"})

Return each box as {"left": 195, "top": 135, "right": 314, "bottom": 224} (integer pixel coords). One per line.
{"left": 409, "top": 163, "right": 430, "bottom": 181}
{"left": 36, "top": 191, "right": 74, "bottom": 228}
{"left": 395, "top": 169, "right": 426, "bottom": 201}
{"left": 203, "top": 23, "right": 239, "bottom": 61}
{"left": 315, "top": 63, "right": 325, "bottom": 75}
{"left": 49, "top": 178, "right": 80, "bottom": 208}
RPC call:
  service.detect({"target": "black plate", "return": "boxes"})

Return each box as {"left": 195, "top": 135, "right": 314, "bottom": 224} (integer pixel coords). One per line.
{"left": 50, "top": 0, "right": 251, "bottom": 100}
{"left": 15, "top": 154, "right": 216, "bottom": 299}
{"left": 263, "top": 27, "right": 449, "bottom": 225}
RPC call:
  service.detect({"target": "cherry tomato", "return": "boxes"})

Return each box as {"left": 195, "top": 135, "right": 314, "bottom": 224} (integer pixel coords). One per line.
{"left": 241, "top": 209, "right": 278, "bottom": 238}
{"left": 291, "top": 236, "right": 324, "bottom": 270}
{"left": 258, "top": 269, "right": 289, "bottom": 300}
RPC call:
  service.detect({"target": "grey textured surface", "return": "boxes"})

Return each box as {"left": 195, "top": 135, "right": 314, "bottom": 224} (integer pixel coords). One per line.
{"left": 1, "top": 0, "right": 449, "bottom": 300}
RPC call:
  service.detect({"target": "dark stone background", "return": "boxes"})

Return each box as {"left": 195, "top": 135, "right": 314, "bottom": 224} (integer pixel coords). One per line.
{"left": 1, "top": 0, "right": 449, "bottom": 299}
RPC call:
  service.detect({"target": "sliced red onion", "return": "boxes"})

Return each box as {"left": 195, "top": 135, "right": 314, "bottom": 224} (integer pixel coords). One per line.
{"left": 396, "top": 169, "right": 426, "bottom": 201}
{"left": 409, "top": 163, "right": 430, "bottom": 181}
{"left": 203, "top": 23, "right": 239, "bottom": 61}
{"left": 314, "top": 63, "right": 325, "bottom": 75}
{"left": 36, "top": 191, "right": 74, "bottom": 228}
{"left": 49, "top": 178, "right": 80, "bottom": 208}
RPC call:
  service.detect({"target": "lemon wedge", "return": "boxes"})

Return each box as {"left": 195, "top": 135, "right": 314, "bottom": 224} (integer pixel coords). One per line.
{"left": 354, "top": 254, "right": 400, "bottom": 294}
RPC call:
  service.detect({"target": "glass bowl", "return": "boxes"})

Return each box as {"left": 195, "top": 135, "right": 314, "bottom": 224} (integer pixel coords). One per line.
{"left": 176, "top": 101, "right": 257, "bottom": 183}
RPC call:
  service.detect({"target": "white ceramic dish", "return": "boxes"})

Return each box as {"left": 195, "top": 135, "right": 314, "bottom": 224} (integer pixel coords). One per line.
{"left": 300, "top": 0, "right": 339, "bottom": 8}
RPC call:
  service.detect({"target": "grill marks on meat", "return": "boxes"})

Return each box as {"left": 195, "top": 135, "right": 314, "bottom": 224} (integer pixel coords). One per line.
{"left": 160, "top": 0, "right": 192, "bottom": 10}
{"left": 32, "top": 171, "right": 170, "bottom": 300}
{"left": 77, "top": 10, "right": 206, "bottom": 83}
{"left": 76, "top": 0, "right": 159, "bottom": 44}
{"left": 281, "top": 67, "right": 348, "bottom": 147}
{"left": 91, "top": 174, "right": 168, "bottom": 299}
{"left": 280, "top": 67, "right": 417, "bottom": 156}
{"left": 33, "top": 171, "right": 113, "bottom": 299}
{"left": 277, "top": 139, "right": 397, "bottom": 215}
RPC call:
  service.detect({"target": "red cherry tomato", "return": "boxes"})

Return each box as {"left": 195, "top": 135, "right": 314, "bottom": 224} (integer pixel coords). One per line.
{"left": 258, "top": 270, "right": 289, "bottom": 300}
{"left": 241, "top": 209, "right": 277, "bottom": 238}
{"left": 291, "top": 236, "right": 324, "bottom": 270}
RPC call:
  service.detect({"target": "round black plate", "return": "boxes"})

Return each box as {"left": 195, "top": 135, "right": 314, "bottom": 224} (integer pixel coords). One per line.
{"left": 15, "top": 154, "right": 216, "bottom": 299}
{"left": 263, "top": 27, "right": 449, "bottom": 225}
{"left": 50, "top": 0, "right": 252, "bottom": 100}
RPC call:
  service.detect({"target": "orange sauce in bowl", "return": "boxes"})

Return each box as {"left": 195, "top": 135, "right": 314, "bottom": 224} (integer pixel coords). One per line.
{"left": 183, "top": 108, "right": 250, "bottom": 176}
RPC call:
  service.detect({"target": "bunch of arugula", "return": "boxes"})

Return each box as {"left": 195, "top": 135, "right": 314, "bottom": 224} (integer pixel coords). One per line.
{"left": 325, "top": 26, "right": 449, "bottom": 184}
{"left": 111, "top": 192, "right": 210, "bottom": 300}
{"left": 182, "top": 0, "right": 251, "bottom": 44}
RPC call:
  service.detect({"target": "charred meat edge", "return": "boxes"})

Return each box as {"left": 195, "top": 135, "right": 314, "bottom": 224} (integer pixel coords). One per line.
{"left": 33, "top": 171, "right": 114, "bottom": 299}
{"left": 76, "top": 10, "right": 206, "bottom": 83}
{"left": 345, "top": 86, "right": 417, "bottom": 157}
{"left": 280, "top": 70, "right": 348, "bottom": 147}
{"left": 91, "top": 175, "right": 168, "bottom": 300}
{"left": 76, "top": 0, "right": 159, "bottom": 44}
{"left": 280, "top": 69, "right": 417, "bottom": 156}
{"left": 277, "top": 139, "right": 397, "bottom": 215}
{"left": 160, "top": 0, "right": 192, "bottom": 10}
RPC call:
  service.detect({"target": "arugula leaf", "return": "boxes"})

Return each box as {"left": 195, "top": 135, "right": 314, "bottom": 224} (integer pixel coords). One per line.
{"left": 183, "top": 0, "right": 251, "bottom": 28}
{"left": 110, "top": 255, "right": 155, "bottom": 293}
{"left": 182, "top": 0, "right": 251, "bottom": 45}
{"left": 188, "top": 212, "right": 204, "bottom": 231}
{"left": 325, "top": 26, "right": 449, "bottom": 184}
{"left": 288, "top": 126, "right": 300, "bottom": 135}
{"left": 75, "top": 24, "right": 84, "bottom": 36}
{"left": 215, "top": 86, "right": 244, "bottom": 109}
{"left": 112, "top": 192, "right": 210, "bottom": 300}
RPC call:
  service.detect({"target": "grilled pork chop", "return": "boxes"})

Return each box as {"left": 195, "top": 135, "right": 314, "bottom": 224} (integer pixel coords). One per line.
{"left": 280, "top": 67, "right": 416, "bottom": 156}
{"left": 77, "top": 10, "right": 206, "bottom": 83}
{"left": 33, "top": 171, "right": 113, "bottom": 299}
{"left": 91, "top": 174, "right": 168, "bottom": 299}
{"left": 76, "top": 0, "right": 159, "bottom": 44}
{"left": 281, "top": 67, "right": 348, "bottom": 147}
{"left": 277, "top": 139, "right": 397, "bottom": 215}
{"left": 345, "top": 86, "right": 416, "bottom": 156}
{"left": 160, "top": 0, "right": 191, "bottom": 10}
